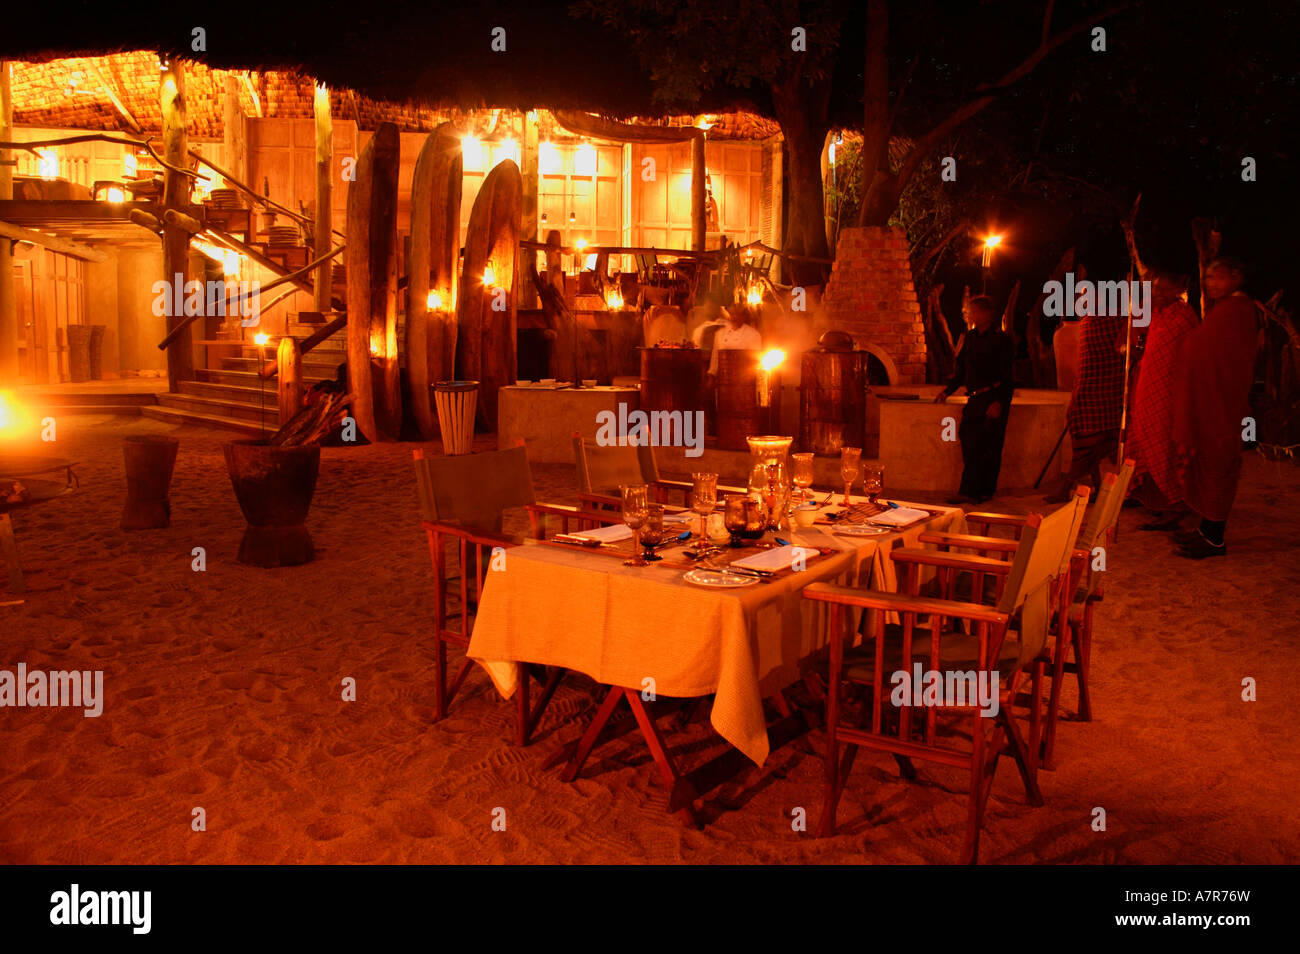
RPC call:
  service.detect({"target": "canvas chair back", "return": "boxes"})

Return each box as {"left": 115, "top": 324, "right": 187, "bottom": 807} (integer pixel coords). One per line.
{"left": 413, "top": 445, "right": 536, "bottom": 534}
{"left": 1079, "top": 458, "right": 1135, "bottom": 551}
{"left": 572, "top": 433, "right": 659, "bottom": 496}
{"left": 996, "top": 489, "right": 1090, "bottom": 666}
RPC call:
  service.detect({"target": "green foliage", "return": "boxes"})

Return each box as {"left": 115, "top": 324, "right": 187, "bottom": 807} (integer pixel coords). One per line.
{"left": 570, "top": 0, "right": 849, "bottom": 108}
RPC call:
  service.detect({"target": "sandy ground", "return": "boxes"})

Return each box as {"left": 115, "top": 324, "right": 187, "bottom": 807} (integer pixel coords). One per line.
{"left": 1, "top": 414, "right": 1298, "bottom": 864}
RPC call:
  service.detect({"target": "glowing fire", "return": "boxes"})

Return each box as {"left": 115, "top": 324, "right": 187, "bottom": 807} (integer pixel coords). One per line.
{"left": 427, "top": 290, "right": 443, "bottom": 310}
{"left": 983, "top": 234, "right": 1003, "bottom": 248}
{"left": 483, "top": 265, "right": 497, "bottom": 287}
{"left": 461, "top": 135, "right": 483, "bottom": 172}
{"left": 253, "top": 333, "right": 270, "bottom": 347}
{"left": 746, "top": 286, "right": 763, "bottom": 306}
{"left": 760, "top": 349, "right": 786, "bottom": 372}
{"left": 606, "top": 290, "right": 624, "bottom": 310}
{"left": 0, "top": 391, "right": 33, "bottom": 435}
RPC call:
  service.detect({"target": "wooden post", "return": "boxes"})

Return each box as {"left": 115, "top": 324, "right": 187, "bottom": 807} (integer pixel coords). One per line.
{"left": 313, "top": 82, "right": 333, "bottom": 315}
{"left": 222, "top": 73, "right": 247, "bottom": 201}
{"left": 690, "top": 131, "right": 706, "bottom": 253}
{"left": 277, "top": 336, "right": 302, "bottom": 423}
{"left": 520, "top": 111, "right": 539, "bottom": 308}
{"left": 0, "top": 62, "right": 17, "bottom": 382}
{"left": 159, "top": 58, "right": 194, "bottom": 390}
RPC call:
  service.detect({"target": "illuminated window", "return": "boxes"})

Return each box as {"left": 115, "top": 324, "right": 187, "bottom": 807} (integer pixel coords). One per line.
{"left": 539, "top": 141, "right": 561, "bottom": 175}
{"left": 574, "top": 142, "right": 597, "bottom": 177}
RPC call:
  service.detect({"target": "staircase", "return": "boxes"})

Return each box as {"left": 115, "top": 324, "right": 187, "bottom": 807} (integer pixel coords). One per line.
{"left": 140, "top": 319, "right": 348, "bottom": 435}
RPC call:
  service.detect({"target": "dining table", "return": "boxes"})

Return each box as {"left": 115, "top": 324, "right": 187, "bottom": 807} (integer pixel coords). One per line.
{"left": 467, "top": 495, "right": 967, "bottom": 816}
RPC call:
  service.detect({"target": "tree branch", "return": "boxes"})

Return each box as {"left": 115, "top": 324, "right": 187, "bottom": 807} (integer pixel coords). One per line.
{"left": 896, "top": 2, "right": 1131, "bottom": 193}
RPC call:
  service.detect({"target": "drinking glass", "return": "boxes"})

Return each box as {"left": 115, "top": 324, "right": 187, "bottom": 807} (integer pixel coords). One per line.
{"left": 863, "top": 463, "right": 884, "bottom": 506}
{"left": 840, "top": 446, "right": 862, "bottom": 509}
{"left": 691, "top": 472, "right": 718, "bottom": 540}
{"left": 621, "top": 484, "right": 649, "bottom": 566}
{"left": 723, "top": 494, "right": 749, "bottom": 548}
{"left": 792, "top": 452, "right": 815, "bottom": 505}
{"left": 639, "top": 504, "right": 666, "bottom": 562}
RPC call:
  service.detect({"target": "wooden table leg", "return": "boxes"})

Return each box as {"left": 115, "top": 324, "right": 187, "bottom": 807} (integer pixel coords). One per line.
{"left": 0, "top": 514, "right": 25, "bottom": 602}
{"left": 560, "top": 685, "right": 625, "bottom": 782}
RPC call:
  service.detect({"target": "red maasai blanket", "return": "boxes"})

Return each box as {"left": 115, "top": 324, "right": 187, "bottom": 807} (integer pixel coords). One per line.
{"left": 1172, "top": 292, "right": 1259, "bottom": 521}
{"left": 1126, "top": 300, "right": 1199, "bottom": 503}
{"left": 1067, "top": 312, "right": 1127, "bottom": 436}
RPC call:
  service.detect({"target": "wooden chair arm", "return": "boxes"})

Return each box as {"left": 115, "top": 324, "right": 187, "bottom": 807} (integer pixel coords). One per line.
{"left": 803, "top": 583, "right": 1010, "bottom": 625}
{"left": 918, "top": 531, "right": 1019, "bottom": 554}
{"left": 890, "top": 547, "right": 1014, "bottom": 575}
{"left": 421, "top": 519, "right": 517, "bottom": 550}
{"left": 965, "top": 511, "right": 1029, "bottom": 534}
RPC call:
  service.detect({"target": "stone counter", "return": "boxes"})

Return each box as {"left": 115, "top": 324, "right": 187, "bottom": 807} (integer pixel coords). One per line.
{"left": 877, "top": 387, "right": 1068, "bottom": 493}
{"left": 497, "top": 385, "right": 640, "bottom": 464}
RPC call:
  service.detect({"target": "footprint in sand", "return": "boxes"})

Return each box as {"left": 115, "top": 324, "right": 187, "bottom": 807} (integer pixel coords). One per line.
{"left": 237, "top": 737, "right": 279, "bottom": 762}
{"left": 19, "top": 760, "right": 61, "bottom": 780}
{"left": 392, "top": 807, "right": 457, "bottom": 840}
{"left": 305, "top": 817, "right": 348, "bottom": 841}
{"left": 219, "top": 672, "right": 256, "bottom": 691}
{"left": 119, "top": 685, "right": 158, "bottom": 700}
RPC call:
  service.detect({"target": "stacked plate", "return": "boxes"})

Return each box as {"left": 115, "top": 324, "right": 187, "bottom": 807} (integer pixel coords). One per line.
{"left": 268, "top": 225, "right": 301, "bottom": 248}
{"left": 208, "top": 188, "right": 242, "bottom": 209}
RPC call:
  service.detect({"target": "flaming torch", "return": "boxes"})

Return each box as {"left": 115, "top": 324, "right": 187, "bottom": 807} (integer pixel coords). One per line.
{"left": 757, "top": 348, "right": 786, "bottom": 431}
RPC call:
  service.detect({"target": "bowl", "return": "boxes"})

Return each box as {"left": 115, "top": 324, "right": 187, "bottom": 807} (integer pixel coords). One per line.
{"left": 793, "top": 506, "right": 818, "bottom": 528}
{"left": 582, "top": 379, "right": 597, "bottom": 387}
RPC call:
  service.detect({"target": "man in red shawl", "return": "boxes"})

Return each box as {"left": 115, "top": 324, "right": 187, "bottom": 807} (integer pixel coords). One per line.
{"left": 1171, "top": 259, "right": 1259, "bottom": 558}
{"left": 1127, "top": 270, "right": 1201, "bottom": 525}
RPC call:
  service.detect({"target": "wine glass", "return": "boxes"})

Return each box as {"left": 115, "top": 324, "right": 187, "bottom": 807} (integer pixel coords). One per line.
{"left": 691, "top": 472, "right": 718, "bottom": 540}
{"left": 863, "top": 463, "right": 884, "bottom": 507}
{"left": 621, "top": 484, "right": 649, "bottom": 566}
{"left": 792, "top": 452, "right": 815, "bottom": 506}
{"left": 743, "top": 497, "right": 767, "bottom": 540}
{"left": 840, "top": 447, "right": 862, "bottom": 510}
{"left": 639, "top": 504, "right": 666, "bottom": 562}
{"left": 723, "top": 494, "right": 749, "bottom": 548}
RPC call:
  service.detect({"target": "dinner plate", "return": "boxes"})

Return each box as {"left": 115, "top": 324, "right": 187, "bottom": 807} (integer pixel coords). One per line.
{"left": 834, "top": 523, "right": 892, "bottom": 537}
{"left": 683, "top": 568, "right": 759, "bottom": 588}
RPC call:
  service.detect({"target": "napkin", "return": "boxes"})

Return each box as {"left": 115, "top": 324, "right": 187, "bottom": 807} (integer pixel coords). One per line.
{"left": 866, "top": 506, "right": 929, "bottom": 527}
{"left": 730, "top": 544, "right": 815, "bottom": 572}
{"left": 574, "top": 524, "right": 634, "bottom": 542}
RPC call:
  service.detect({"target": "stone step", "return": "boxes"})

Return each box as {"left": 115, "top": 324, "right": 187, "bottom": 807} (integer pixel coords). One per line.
{"left": 140, "top": 404, "right": 268, "bottom": 436}
{"left": 195, "top": 368, "right": 330, "bottom": 388}
{"left": 156, "top": 391, "right": 281, "bottom": 426}
{"left": 177, "top": 380, "right": 284, "bottom": 406}
{"left": 219, "top": 356, "right": 343, "bottom": 376}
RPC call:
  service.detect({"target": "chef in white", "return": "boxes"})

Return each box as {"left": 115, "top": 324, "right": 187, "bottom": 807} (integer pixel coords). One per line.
{"left": 706, "top": 306, "right": 764, "bottom": 378}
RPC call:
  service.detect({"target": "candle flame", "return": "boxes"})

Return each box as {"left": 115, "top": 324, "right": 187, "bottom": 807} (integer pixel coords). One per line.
{"left": 760, "top": 349, "right": 786, "bottom": 372}
{"left": 253, "top": 333, "right": 270, "bottom": 347}
{"left": 984, "top": 234, "right": 1003, "bottom": 248}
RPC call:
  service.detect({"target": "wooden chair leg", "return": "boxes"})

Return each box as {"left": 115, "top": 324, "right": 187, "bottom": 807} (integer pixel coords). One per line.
{"left": 1042, "top": 631, "right": 1070, "bottom": 770}
{"left": 515, "top": 663, "right": 531, "bottom": 747}
{"left": 1027, "top": 658, "right": 1044, "bottom": 775}
{"left": 528, "top": 666, "right": 564, "bottom": 741}
{"left": 1074, "top": 622, "right": 1093, "bottom": 722}
{"left": 561, "top": 685, "right": 624, "bottom": 782}
{"left": 0, "top": 514, "right": 25, "bottom": 597}
{"left": 434, "top": 637, "right": 449, "bottom": 721}
{"left": 960, "top": 717, "right": 989, "bottom": 865}
{"left": 1000, "top": 707, "right": 1044, "bottom": 806}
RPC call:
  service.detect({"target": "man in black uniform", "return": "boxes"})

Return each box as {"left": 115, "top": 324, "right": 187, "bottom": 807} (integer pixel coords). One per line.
{"left": 934, "top": 296, "right": 1015, "bottom": 503}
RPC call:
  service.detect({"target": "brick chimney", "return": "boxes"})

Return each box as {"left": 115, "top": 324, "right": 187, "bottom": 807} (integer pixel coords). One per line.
{"left": 820, "top": 226, "right": 926, "bottom": 385}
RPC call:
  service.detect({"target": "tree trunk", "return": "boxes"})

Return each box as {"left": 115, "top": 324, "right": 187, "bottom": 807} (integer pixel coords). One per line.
{"left": 771, "top": 81, "right": 831, "bottom": 285}
{"left": 857, "top": 0, "right": 895, "bottom": 229}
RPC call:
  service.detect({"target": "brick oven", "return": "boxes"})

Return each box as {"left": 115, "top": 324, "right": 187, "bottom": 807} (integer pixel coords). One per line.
{"left": 819, "top": 226, "right": 926, "bottom": 385}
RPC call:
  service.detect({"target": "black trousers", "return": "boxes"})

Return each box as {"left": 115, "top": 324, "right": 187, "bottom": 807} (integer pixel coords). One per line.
{"left": 958, "top": 394, "right": 1010, "bottom": 500}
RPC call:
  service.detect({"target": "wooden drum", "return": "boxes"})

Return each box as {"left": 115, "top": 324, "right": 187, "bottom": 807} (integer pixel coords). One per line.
{"left": 715, "top": 349, "right": 763, "bottom": 451}
{"left": 799, "top": 350, "right": 867, "bottom": 456}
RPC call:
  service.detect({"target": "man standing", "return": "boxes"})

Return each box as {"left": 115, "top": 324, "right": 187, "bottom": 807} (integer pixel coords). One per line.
{"left": 1053, "top": 284, "right": 1127, "bottom": 500}
{"left": 706, "top": 304, "right": 763, "bottom": 377}
{"left": 1127, "top": 269, "right": 1200, "bottom": 525}
{"left": 1171, "top": 259, "right": 1259, "bottom": 558}
{"left": 935, "top": 296, "right": 1015, "bottom": 504}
